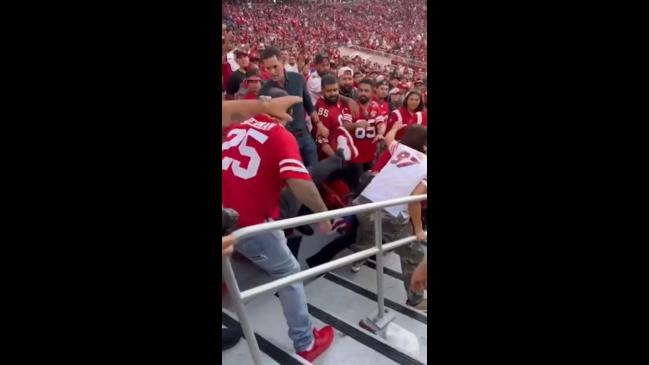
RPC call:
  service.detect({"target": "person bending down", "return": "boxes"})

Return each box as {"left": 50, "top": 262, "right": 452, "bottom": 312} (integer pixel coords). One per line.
{"left": 348, "top": 120, "right": 429, "bottom": 311}
{"left": 221, "top": 87, "right": 334, "bottom": 362}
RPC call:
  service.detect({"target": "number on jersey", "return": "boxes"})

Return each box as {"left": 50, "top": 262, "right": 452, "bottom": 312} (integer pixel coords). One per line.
{"left": 354, "top": 119, "right": 376, "bottom": 139}
{"left": 390, "top": 150, "right": 420, "bottom": 168}
{"left": 317, "top": 107, "right": 329, "bottom": 118}
{"left": 222, "top": 128, "right": 269, "bottom": 179}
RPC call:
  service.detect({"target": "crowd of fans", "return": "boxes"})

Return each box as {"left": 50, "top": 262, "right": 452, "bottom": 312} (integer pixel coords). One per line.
{"left": 223, "top": 0, "right": 427, "bottom": 64}
{"left": 221, "top": 0, "right": 428, "bottom": 361}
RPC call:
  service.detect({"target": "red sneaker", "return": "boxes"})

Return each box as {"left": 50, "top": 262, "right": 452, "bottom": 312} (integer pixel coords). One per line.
{"left": 298, "top": 326, "right": 334, "bottom": 362}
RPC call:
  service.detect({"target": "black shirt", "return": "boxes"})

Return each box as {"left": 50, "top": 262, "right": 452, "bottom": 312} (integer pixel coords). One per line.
{"left": 340, "top": 87, "right": 358, "bottom": 100}
{"left": 260, "top": 70, "right": 315, "bottom": 134}
{"left": 226, "top": 69, "right": 246, "bottom": 97}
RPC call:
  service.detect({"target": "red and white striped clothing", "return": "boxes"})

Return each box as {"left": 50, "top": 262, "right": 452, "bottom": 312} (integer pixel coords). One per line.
{"left": 314, "top": 97, "right": 358, "bottom": 161}
{"left": 387, "top": 107, "right": 427, "bottom": 140}
{"left": 222, "top": 115, "right": 311, "bottom": 228}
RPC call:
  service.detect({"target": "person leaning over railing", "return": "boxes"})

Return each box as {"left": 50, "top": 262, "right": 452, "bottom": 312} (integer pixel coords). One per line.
{"left": 221, "top": 96, "right": 308, "bottom": 352}
{"left": 221, "top": 88, "right": 335, "bottom": 362}
{"left": 348, "top": 119, "right": 429, "bottom": 312}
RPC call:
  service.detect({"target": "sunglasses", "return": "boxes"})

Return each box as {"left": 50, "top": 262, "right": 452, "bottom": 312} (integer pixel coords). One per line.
{"left": 245, "top": 79, "right": 262, "bottom": 84}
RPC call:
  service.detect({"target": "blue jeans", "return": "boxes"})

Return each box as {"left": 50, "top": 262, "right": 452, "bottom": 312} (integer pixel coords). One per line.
{"left": 295, "top": 131, "right": 318, "bottom": 168}
{"left": 234, "top": 230, "right": 314, "bottom": 352}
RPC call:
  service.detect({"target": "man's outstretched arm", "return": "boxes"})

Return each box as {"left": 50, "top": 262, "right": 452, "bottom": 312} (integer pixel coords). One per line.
{"left": 286, "top": 178, "right": 332, "bottom": 233}
{"left": 222, "top": 96, "right": 303, "bottom": 128}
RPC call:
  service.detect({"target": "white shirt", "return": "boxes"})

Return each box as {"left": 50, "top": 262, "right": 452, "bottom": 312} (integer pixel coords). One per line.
{"left": 285, "top": 63, "right": 299, "bottom": 73}
{"left": 227, "top": 51, "right": 239, "bottom": 72}
{"left": 306, "top": 71, "right": 322, "bottom": 106}
{"left": 361, "top": 142, "right": 427, "bottom": 218}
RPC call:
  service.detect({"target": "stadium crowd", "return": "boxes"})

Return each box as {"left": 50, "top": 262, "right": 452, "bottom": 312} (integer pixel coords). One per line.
{"left": 223, "top": 0, "right": 427, "bottom": 66}
{"left": 221, "top": 0, "right": 428, "bottom": 361}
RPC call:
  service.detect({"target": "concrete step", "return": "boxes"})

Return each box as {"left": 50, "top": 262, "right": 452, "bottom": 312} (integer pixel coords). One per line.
{"left": 305, "top": 277, "right": 428, "bottom": 364}
{"left": 223, "top": 287, "right": 399, "bottom": 365}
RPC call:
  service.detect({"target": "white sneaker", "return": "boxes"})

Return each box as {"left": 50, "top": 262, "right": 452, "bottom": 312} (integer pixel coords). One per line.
{"left": 351, "top": 260, "right": 365, "bottom": 273}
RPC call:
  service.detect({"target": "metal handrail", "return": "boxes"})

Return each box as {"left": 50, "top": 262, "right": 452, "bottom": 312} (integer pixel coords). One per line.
{"left": 222, "top": 194, "right": 427, "bottom": 365}
{"left": 231, "top": 194, "right": 426, "bottom": 240}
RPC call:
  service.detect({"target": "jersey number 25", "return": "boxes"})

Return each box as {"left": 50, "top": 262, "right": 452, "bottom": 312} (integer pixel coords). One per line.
{"left": 222, "top": 128, "right": 269, "bottom": 179}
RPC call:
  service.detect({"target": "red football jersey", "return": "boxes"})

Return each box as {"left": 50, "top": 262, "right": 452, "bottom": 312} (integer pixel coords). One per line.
{"left": 314, "top": 97, "right": 358, "bottom": 161}
{"left": 372, "top": 97, "right": 390, "bottom": 118}
{"left": 386, "top": 107, "right": 428, "bottom": 140}
{"left": 222, "top": 115, "right": 311, "bottom": 228}
{"left": 350, "top": 100, "right": 388, "bottom": 164}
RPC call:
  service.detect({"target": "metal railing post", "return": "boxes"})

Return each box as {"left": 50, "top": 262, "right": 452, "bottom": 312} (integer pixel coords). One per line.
{"left": 373, "top": 209, "right": 386, "bottom": 319}
{"left": 222, "top": 256, "right": 263, "bottom": 365}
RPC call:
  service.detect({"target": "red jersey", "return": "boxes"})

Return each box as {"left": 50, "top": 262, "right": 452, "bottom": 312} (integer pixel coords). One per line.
{"left": 222, "top": 59, "right": 233, "bottom": 93}
{"left": 314, "top": 97, "right": 358, "bottom": 161}
{"left": 351, "top": 100, "right": 388, "bottom": 164}
{"left": 372, "top": 97, "right": 390, "bottom": 118}
{"left": 387, "top": 107, "right": 428, "bottom": 140}
{"left": 372, "top": 149, "right": 391, "bottom": 173}
{"left": 222, "top": 115, "right": 311, "bottom": 228}
{"left": 242, "top": 91, "right": 258, "bottom": 100}
{"left": 260, "top": 68, "right": 270, "bottom": 81}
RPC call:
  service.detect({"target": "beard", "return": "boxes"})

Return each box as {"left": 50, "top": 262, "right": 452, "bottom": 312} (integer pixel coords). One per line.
{"left": 358, "top": 95, "right": 369, "bottom": 104}
{"left": 325, "top": 95, "right": 339, "bottom": 104}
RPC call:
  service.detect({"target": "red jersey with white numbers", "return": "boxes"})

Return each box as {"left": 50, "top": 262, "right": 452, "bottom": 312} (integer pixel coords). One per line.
{"left": 222, "top": 115, "right": 311, "bottom": 228}
{"left": 351, "top": 100, "right": 388, "bottom": 164}
{"left": 314, "top": 97, "right": 358, "bottom": 161}
{"left": 387, "top": 107, "right": 428, "bottom": 140}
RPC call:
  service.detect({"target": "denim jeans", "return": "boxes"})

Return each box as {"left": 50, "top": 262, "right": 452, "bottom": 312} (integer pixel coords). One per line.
{"left": 234, "top": 229, "right": 314, "bottom": 352}
{"left": 294, "top": 131, "right": 318, "bottom": 168}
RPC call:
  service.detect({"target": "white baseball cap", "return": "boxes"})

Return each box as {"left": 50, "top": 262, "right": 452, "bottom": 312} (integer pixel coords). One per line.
{"left": 337, "top": 67, "right": 354, "bottom": 78}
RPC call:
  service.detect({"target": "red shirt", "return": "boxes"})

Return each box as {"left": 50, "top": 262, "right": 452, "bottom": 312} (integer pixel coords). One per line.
{"left": 314, "top": 97, "right": 358, "bottom": 161}
{"left": 222, "top": 59, "right": 233, "bottom": 93}
{"left": 372, "top": 97, "right": 390, "bottom": 118}
{"left": 222, "top": 115, "right": 311, "bottom": 228}
{"left": 372, "top": 149, "right": 391, "bottom": 173}
{"left": 351, "top": 100, "right": 388, "bottom": 164}
{"left": 387, "top": 107, "right": 428, "bottom": 140}
{"left": 242, "top": 91, "right": 258, "bottom": 100}
{"left": 260, "top": 68, "right": 270, "bottom": 81}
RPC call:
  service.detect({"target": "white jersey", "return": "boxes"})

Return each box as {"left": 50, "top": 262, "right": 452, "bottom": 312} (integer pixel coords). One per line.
{"left": 361, "top": 142, "right": 427, "bottom": 218}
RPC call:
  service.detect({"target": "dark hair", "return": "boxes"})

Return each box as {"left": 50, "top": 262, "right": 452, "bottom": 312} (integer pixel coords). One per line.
{"left": 358, "top": 78, "right": 374, "bottom": 88}
{"left": 245, "top": 67, "right": 260, "bottom": 79}
{"left": 321, "top": 74, "right": 338, "bottom": 89}
{"left": 314, "top": 53, "right": 329, "bottom": 65}
{"left": 402, "top": 90, "right": 424, "bottom": 112}
{"left": 261, "top": 87, "right": 288, "bottom": 99}
{"left": 400, "top": 125, "right": 427, "bottom": 153}
{"left": 260, "top": 47, "right": 281, "bottom": 61}
{"left": 390, "top": 74, "right": 400, "bottom": 80}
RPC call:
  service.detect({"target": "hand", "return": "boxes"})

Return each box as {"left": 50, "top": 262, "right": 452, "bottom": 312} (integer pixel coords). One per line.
{"left": 310, "top": 111, "right": 320, "bottom": 125}
{"left": 318, "top": 220, "right": 332, "bottom": 234}
{"left": 410, "top": 261, "right": 427, "bottom": 293}
{"left": 316, "top": 122, "right": 330, "bottom": 138}
{"left": 264, "top": 96, "right": 303, "bottom": 122}
{"left": 392, "top": 120, "right": 406, "bottom": 131}
{"left": 415, "top": 229, "right": 426, "bottom": 242}
{"left": 355, "top": 120, "right": 369, "bottom": 129}
{"left": 372, "top": 134, "right": 384, "bottom": 143}
{"left": 222, "top": 234, "right": 236, "bottom": 257}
